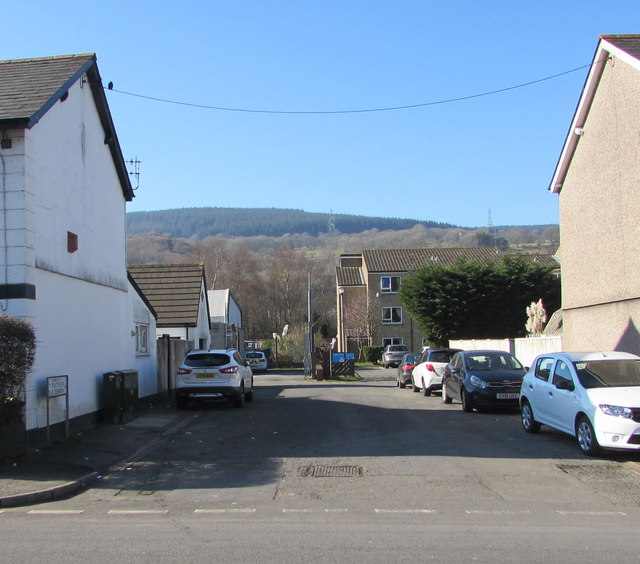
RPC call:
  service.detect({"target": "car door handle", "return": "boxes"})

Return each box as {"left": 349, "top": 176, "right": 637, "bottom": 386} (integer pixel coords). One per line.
{"left": 547, "top": 391, "right": 553, "bottom": 397}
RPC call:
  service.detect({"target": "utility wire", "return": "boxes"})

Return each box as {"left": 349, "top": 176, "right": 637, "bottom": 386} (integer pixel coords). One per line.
{"left": 106, "top": 62, "right": 592, "bottom": 115}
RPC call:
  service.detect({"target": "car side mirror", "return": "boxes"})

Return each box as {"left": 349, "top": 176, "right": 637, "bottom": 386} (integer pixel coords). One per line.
{"left": 556, "top": 379, "right": 574, "bottom": 391}
{"left": 450, "top": 367, "right": 461, "bottom": 374}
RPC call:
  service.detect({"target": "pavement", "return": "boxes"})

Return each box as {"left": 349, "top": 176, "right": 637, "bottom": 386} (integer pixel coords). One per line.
{"left": 0, "top": 400, "right": 191, "bottom": 508}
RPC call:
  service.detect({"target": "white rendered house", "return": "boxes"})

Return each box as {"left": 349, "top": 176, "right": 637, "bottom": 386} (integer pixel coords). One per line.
{"left": 0, "top": 53, "right": 157, "bottom": 441}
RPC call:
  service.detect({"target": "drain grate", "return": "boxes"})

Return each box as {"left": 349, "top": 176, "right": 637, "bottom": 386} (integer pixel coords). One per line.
{"left": 306, "top": 465, "right": 362, "bottom": 478}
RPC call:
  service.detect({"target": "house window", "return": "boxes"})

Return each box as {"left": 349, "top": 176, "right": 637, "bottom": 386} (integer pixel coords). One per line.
{"left": 382, "top": 337, "right": 403, "bottom": 347}
{"left": 135, "top": 324, "right": 149, "bottom": 354}
{"left": 380, "top": 276, "right": 400, "bottom": 293}
{"left": 67, "top": 231, "right": 78, "bottom": 253}
{"left": 382, "top": 306, "right": 402, "bottom": 324}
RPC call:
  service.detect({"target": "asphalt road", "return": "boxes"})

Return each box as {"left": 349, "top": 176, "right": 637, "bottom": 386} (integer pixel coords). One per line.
{"left": 4, "top": 368, "right": 640, "bottom": 562}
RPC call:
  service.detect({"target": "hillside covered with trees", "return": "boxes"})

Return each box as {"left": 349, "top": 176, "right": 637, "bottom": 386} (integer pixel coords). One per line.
{"left": 127, "top": 207, "right": 455, "bottom": 239}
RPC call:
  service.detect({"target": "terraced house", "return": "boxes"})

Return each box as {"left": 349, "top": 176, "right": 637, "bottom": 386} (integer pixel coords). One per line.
{"left": 335, "top": 248, "right": 559, "bottom": 354}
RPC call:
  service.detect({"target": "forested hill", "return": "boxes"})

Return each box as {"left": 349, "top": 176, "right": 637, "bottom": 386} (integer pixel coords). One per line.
{"left": 126, "top": 207, "right": 453, "bottom": 239}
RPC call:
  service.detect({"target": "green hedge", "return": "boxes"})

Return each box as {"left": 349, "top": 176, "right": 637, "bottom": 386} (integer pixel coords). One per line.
{"left": 0, "top": 315, "right": 36, "bottom": 424}
{"left": 363, "top": 346, "right": 384, "bottom": 364}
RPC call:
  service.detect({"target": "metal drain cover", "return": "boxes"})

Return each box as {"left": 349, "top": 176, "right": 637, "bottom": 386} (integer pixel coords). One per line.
{"left": 306, "top": 465, "right": 362, "bottom": 478}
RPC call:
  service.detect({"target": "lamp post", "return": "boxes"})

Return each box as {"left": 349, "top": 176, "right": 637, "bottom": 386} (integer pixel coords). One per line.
{"left": 338, "top": 286, "right": 345, "bottom": 353}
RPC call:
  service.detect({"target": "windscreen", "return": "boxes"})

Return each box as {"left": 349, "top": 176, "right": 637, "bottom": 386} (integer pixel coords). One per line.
{"left": 245, "top": 352, "right": 263, "bottom": 359}
{"left": 184, "top": 353, "right": 230, "bottom": 368}
{"left": 429, "top": 351, "right": 457, "bottom": 363}
{"left": 575, "top": 360, "right": 640, "bottom": 388}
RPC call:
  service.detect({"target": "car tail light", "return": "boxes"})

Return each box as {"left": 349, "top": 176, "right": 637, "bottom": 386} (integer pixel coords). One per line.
{"left": 220, "top": 366, "right": 239, "bottom": 374}
{"left": 177, "top": 367, "right": 192, "bottom": 375}
{"left": 426, "top": 364, "right": 435, "bottom": 372}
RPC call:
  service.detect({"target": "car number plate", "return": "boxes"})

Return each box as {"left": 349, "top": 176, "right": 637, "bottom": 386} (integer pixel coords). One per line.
{"left": 195, "top": 373, "right": 216, "bottom": 379}
{"left": 496, "top": 393, "right": 519, "bottom": 399}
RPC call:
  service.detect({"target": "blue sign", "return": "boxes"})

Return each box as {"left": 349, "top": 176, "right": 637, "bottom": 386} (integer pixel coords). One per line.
{"left": 332, "top": 353, "right": 355, "bottom": 362}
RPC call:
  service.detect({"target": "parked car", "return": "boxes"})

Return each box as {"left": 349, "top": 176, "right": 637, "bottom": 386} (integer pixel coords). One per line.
{"left": 245, "top": 350, "right": 268, "bottom": 372}
{"left": 397, "top": 353, "right": 421, "bottom": 388}
{"left": 411, "top": 348, "right": 462, "bottom": 395}
{"left": 520, "top": 351, "right": 640, "bottom": 456}
{"left": 382, "top": 344, "right": 409, "bottom": 368}
{"left": 442, "top": 350, "right": 526, "bottom": 412}
{"left": 176, "top": 348, "right": 254, "bottom": 409}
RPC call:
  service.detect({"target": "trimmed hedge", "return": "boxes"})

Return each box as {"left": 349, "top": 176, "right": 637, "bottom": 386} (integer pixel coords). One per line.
{"left": 0, "top": 315, "right": 36, "bottom": 424}
{"left": 363, "top": 346, "right": 384, "bottom": 364}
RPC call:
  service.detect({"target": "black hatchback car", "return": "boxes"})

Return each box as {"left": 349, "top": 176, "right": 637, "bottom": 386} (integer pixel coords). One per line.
{"left": 442, "top": 350, "right": 526, "bottom": 412}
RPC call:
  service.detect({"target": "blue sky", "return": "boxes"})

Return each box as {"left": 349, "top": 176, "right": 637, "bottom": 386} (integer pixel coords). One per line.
{"left": 6, "top": 1, "right": 639, "bottom": 227}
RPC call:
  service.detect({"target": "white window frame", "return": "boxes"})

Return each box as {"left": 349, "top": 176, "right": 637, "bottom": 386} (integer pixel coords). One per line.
{"left": 135, "top": 324, "right": 149, "bottom": 355}
{"left": 380, "top": 276, "right": 401, "bottom": 293}
{"left": 382, "top": 306, "right": 402, "bottom": 324}
{"left": 382, "top": 337, "right": 404, "bottom": 347}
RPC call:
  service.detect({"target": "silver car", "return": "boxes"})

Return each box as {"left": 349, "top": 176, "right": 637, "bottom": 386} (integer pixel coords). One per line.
{"left": 383, "top": 344, "right": 409, "bottom": 368}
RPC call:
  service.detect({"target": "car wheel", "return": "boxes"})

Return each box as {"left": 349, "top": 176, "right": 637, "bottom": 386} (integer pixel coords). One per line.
{"left": 442, "top": 382, "right": 452, "bottom": 404}
{"left": 576, "top": 416, "right": 601, "bottom": 456}
{"left": 234, "top": 384, "right": 245, "bottom": 408}
{"left": 422, "top": 380, "right": 432, "bottom": 396}
{"left": 399, "top": 378, "right": 406, "bottom": 389}
{"left": 461, "top": 388, "right": 474, "bottom": 412}
{"left": 412, "top": 380, "right": 420, "bottom": 392}
{"left": 520, "top": 399, "right": 540, "bottom": 433}
{"left": 245, "top": 379, "right": 254, "bottom": 402}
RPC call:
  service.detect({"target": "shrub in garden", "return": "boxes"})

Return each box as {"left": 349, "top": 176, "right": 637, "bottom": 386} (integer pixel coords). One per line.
{"left": 363, "top": 346, "right": 384, "bottom": 364}
{"left": 0, "top": 315, "right": 36, "bottom": 425}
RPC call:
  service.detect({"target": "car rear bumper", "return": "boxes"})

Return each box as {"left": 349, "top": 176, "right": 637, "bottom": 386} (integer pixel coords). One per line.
{"left": 176, "top": 385, "right": 241, "bottom": 399}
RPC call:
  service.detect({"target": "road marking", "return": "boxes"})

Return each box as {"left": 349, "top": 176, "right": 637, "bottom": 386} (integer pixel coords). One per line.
{"left": 282, "top": 508, "right": 311, "bottom": 513}
{"left": 27, "top": 509, "right": 85, "bottom": 515}
{"left": 325, "top": 508, "right": 348, "bottom": 513}
{"left": 556, "top": 510, "right": 627, "bottom": 516}
{"left": 194, "top": 508, "right": 256, "bottom": 514}
{"left": 107, "top": 509, "right": 169, "bottom": 515}
{"left": 465, "top": 510, "right": 531, "bottom": 515}
{"left": 374, "top": 509, "right": 437, "bottom": 514}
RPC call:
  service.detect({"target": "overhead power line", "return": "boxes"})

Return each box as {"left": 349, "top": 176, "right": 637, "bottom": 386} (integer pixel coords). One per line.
{"left": 106, "top": 62, "right": 593, "bottom": 115}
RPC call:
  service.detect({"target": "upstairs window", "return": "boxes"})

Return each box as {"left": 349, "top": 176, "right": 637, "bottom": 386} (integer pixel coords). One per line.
{"left": 380, "top": 276, "right": 400, "bottom": 293}
{"left": 382, "top": 306, "right": 402, "bottom": 324}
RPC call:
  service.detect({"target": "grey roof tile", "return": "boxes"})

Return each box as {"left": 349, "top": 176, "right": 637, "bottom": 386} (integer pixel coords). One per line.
{"left": 128, "top": 264, "right": 206, "bottom": 327}
{"left": 602, "top": 34, "right": 640, "bottom": 60}
{"left": 361, "top": 248, "right": 558, "bottom": 272}
{"left": 0, "top": 53, "right": 95, "bottom": 124}
{"left": 336, "top": 266, "right": 365, "bottom": 286}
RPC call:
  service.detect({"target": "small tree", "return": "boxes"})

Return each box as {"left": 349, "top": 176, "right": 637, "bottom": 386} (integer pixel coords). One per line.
{"left": 342, "top": 293, "right": 379, "bottom": 361}
{"left": 0, "top": 315, "right": 36, "bottom": 424}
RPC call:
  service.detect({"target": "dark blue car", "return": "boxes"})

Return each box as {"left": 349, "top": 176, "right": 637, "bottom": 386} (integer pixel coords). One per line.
{"left": 442, "top": 350, "right": 526, "bottom": 412}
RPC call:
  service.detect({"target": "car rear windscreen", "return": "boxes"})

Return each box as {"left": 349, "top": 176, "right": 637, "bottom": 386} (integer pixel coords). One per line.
{"left": 185, "top": 353, "right": 230, "bottom": 368}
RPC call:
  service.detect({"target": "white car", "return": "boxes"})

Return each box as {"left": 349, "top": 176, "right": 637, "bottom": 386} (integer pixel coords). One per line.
{"left": 520, "top": 351, "right": 640, "bottom": 455}
{"left": 411, "top": 348, "right": 461, "bottom": 395}
{"left": 245, "top": 350, "right": 268, "bottom": 372}
{"left": 176, "top": 349, "right": 254, "bottom": 409}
